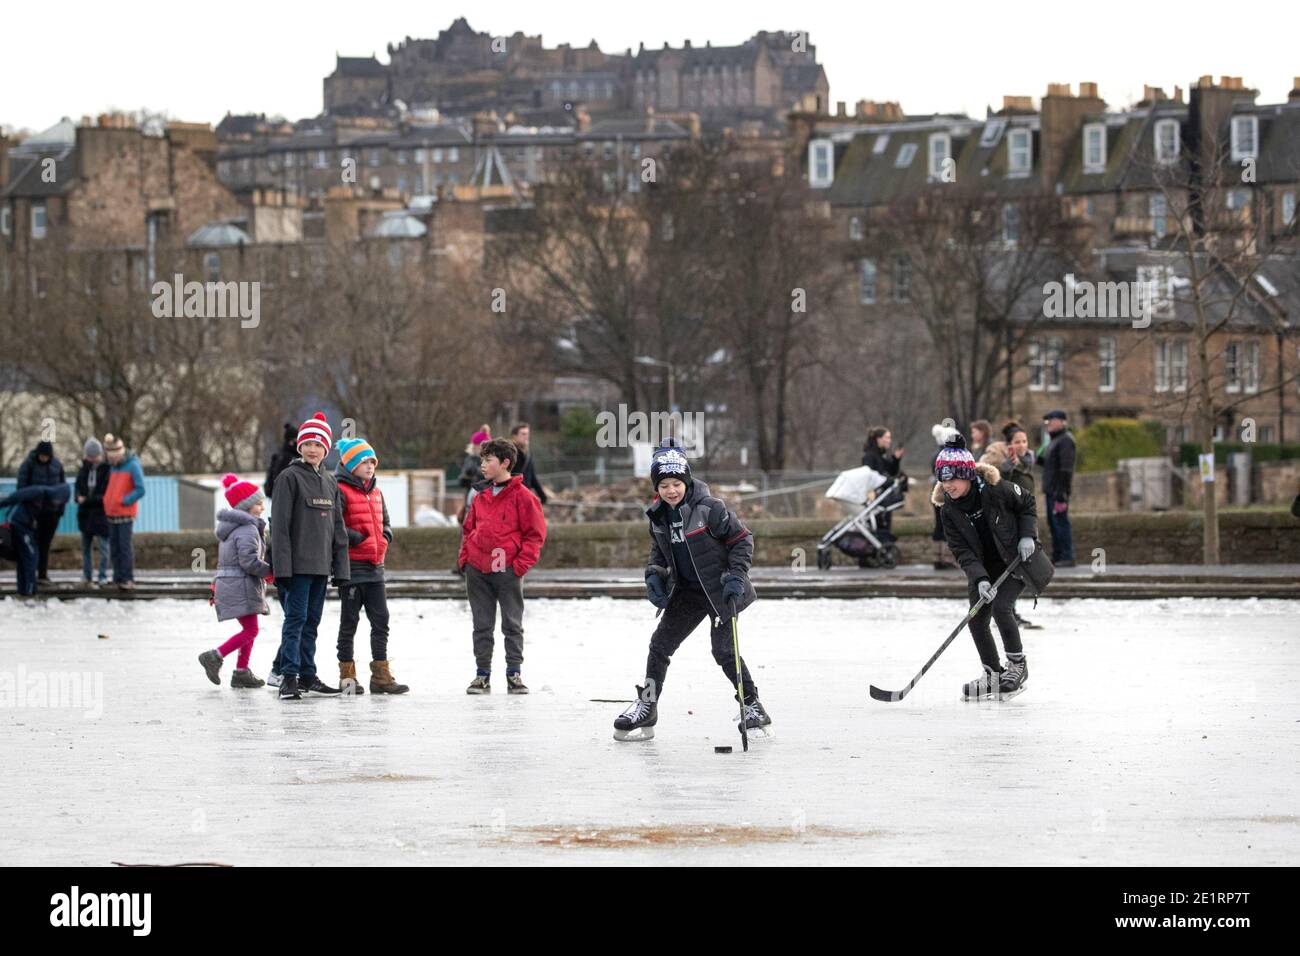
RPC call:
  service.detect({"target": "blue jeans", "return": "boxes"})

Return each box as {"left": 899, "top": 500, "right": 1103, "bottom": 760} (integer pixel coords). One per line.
{"left": 109, "top": 520, "right": 135, "bottom": 583}
{"left": 81, "top": 531, "right": 109, "bottom": 582}
{"left": 278, "top": 575, "right": 328, "bottom": 680}
{"left": 13, "top": 524, "right": 38, "bottom": 595}
{"left": 1046, "top": 504, "right": 1074, "bottom": 562}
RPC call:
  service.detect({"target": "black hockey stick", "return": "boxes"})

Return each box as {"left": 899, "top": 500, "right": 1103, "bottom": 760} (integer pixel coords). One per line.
{"left": 730, "top": 597, "right": 748, "bottom": 752}
{"left": 869, "top": 557, "right": 1022, "bottom": 703}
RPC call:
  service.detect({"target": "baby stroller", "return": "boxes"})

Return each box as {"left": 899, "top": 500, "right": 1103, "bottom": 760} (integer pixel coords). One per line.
{"left": 816, "top": 466, "right": 908, "bottom": 570}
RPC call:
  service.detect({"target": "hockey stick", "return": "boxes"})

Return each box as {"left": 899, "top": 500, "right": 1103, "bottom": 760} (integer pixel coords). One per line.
{"left": 729, "top": 597, "right": 748, "bottom": 752}
{"left": 869, "top": 557, "right": 1023, "bottom": 703}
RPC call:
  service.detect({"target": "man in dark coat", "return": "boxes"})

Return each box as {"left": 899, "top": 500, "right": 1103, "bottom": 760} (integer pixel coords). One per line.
{"left": 74, "top": 438, "right": 112, "bottom": 585}
{"left": 509, "top": 423, "right": 548, "bottom": 504}
{"left": 264, "top": 423, "right": 298, "bottom": 498}
{"left": 16, "top": 440, "right": 67, "bottom": 583}
{"left": 1037, "top": 410, "right": 1076, "bottom": 566}
{"left": 1, "top": 483, "right": 71, "bottom": 595}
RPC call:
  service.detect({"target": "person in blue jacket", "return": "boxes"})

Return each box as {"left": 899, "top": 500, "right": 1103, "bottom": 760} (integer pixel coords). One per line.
{"left": 1, "top": 483, "right": 72, "bottom": 595}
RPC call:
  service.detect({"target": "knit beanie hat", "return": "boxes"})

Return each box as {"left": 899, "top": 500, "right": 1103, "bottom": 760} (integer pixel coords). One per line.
{"left": 103, "top": 434, "right": 125, "bottom": 455}
{"left": 934, "top": 434, "right": 977, "bottom": 482}
{"left": 650, "top": 438, "right": 692, "bottom": 489}
{"left": 296, "top": 412, "right": 332, "bottom": 453}
{"left": 337, "top": 437, "right": 377, "bottom": 473}
{"left": 36, "top": 440, "right": 54, "bottom": 458}
{"left": 222, "top": 473, "right": 264, "bottom": 511}
{"left": 84, "top": 438, "right": 104, "bottom": 458}
{"left": 470, "top": 430, "right": 490, "bottom": 446}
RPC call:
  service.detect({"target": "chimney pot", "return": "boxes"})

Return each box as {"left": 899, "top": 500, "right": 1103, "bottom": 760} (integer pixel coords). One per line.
{"left": 1046, "top": 83, "right": 1072, "bottom": 98}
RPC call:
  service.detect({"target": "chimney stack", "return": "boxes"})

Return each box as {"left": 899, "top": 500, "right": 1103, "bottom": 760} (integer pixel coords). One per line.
{"left": 1001, "top": 95, "right": 1035, "bottom": 113}
{"left": 836, "top": 101, "right": 847, "bottom": 117}
{"left": 1290, "top": 77, "right": 1300, "bottom": 101}
{"left": 1039, "top": 81, "right": 1105, "bottom": 190}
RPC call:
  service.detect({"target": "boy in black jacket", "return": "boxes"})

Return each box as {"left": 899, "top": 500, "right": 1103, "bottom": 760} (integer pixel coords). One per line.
{"left": 932, "top": 434, "right": 1038, "bottom": 700}
{"left": 613, "top": 439, "right": 771, "bottom": 741}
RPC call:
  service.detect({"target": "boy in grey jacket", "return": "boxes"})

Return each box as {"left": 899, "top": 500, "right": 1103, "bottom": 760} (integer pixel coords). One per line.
{"left": 270, "top": 413, "right": 350, "bottom": 701}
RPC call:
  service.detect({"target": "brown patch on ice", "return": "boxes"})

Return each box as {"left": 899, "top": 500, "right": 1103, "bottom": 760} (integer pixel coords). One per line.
{"left": 286, "top": 773, "right": 436, "bottom": 785}
{"left": 500, "top": 824, "right": 883, "bottom": 848}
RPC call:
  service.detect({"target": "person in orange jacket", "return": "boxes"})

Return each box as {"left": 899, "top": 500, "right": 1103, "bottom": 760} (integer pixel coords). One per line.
{"left": 101, "top": 434, "right": 146, "bottom": 590}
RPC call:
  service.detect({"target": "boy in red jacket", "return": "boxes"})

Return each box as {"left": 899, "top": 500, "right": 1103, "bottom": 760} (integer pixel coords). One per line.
{"left": 458, "top": 437, "right": 547, "bottom": 694}
{"left": 334, "top": 437, "right": 408, "bottom": 695}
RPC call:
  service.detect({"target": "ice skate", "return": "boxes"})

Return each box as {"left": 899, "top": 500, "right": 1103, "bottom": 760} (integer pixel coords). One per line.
{"left": 962, "top": 663, "right": 1010, "bottom": 701}
{"left": 613, "top": 685, "right": 657, "bottom": 741}
{"left": 999, "top": 656, "right": 1028, "bottom": 699}
{"left": 278, "top": 674, "right": 302, "bottom": 700}
{"left": 738, "top": 697, "right": 775, "bottom": 739}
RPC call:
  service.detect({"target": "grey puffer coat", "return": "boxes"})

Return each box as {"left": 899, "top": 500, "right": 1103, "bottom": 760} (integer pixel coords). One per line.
{"left": 213, "top": 508, "right": 271, "bottom": 621}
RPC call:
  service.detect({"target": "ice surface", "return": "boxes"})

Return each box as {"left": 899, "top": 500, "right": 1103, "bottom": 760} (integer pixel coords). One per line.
{"left": 1, "top": 595, "right": 1297, "bottom": 865}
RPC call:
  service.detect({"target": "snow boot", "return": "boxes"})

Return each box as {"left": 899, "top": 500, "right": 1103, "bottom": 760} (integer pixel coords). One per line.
{"left": 466, "top": 674, "right": 491, "bottom": 695}
{"left": 506, "top": 673, "right": 529, "bottom": 695}
{"left": 613, "top": 685, "right": 658, "bottom": 741}
{"left": 999, "top": 655, "right": 1028, "bottom": 697}
{"left": 339, "top": 660, "right": 364, "bottom": 695}
{"left": 962, "top": 663, "right": 1005, "bottom": 701}
{"left": 279, "top": 675, "right": 302, "bottom": 700}
{"left": 231, "top": 668, "right": 265, "bottom": 689}
{"left": 198, "top": 649, "right": 222, "bottom": 685}
{"left": 370, "top": 660, "right": 409, "bottom": 695}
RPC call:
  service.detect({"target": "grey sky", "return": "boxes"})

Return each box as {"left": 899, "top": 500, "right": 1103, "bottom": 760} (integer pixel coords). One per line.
{"left": 2, "top": 0, "right": 1295, "bottom": 133}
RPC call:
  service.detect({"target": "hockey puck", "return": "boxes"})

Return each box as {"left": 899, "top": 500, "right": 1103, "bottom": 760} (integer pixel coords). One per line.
{"left": 714, "top": 745, "right": 733, "bottom": 754}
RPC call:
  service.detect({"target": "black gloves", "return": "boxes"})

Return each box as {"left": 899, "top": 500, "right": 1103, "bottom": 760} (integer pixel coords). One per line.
{"left": 645, "top": 573, "right": 669, "bottom": 609}
{"left": 722, "top": 573, "right": 746, "bottom": 604}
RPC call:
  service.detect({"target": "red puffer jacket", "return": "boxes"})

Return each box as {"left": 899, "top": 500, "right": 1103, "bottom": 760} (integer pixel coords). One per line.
{"left": 338, "top": 474, "right": 388, "bottom": 565}
{"left": 458, "top": 475, "right": 547, "bottom": 576}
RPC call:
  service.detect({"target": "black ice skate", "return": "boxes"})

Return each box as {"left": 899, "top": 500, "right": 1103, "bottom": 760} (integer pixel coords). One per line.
{"left": 999, "top": 656, "right": 1028, "bottom": 698}
{"left": 962, "top": 663, "right": 1025, "bottom": 701}
{"left": 278, "top": 675, "right": 302, "bottom": 700}
{"left": 613, "top": 685, "right": 658, "bottom": 741}
{"left": 738, "top": 697, "right": 775, "bottom": 738}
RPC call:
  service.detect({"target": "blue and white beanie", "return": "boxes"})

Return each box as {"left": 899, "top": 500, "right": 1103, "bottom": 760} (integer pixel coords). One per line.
{"left": 650, "top": 438, "right": 692, "bottom": 489}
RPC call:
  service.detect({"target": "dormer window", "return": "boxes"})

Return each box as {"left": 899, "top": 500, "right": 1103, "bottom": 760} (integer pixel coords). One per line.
{"left": 928, "top": 133, "right": 951, "bottom": 180}
{"left": 1231, "top": 115, "right": 1258, "bottom": 161}
{"left": 1083, "top": 124, "right": 1107, "bottom": 173}
{"left": 808, "top": 138, "right": 833, "bottom": 188}
{"left": 1154, "top": 119, "right": 1180, "bottom": 165}
{"left": 1007, "top": 129, "right": 1032, "bottom": 176}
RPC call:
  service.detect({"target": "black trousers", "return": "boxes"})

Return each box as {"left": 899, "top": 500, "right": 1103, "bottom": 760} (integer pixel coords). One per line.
{"left": 967, "top": 572, "right": 1024, "bottom": 669}
{"left": 645, "top": 586, "right": 756, "bottom": 704}
{"left": 337, "top": 580, "right": 390, "bottom": 662}
{"left": 35, "top": 512, "right": 61, "bottom": 578}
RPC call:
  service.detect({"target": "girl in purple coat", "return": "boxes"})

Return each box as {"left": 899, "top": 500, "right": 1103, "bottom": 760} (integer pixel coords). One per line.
{"left": 198, "top": 475, "right": 272, "bottom": 688}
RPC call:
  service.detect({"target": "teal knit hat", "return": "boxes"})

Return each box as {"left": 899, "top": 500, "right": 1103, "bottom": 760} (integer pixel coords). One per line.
{"left": 337, "top": 437, "right": 378, "bottom": 473}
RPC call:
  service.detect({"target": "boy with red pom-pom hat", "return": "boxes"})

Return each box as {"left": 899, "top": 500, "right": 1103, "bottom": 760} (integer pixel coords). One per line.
{"left": 270, "top": 412, "right": 350, "bottom": 701}
{"left": 197, "top": 475, "right": 272, "bottom": 688}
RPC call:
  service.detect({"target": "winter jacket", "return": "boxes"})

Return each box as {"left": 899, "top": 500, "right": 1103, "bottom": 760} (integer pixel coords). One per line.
{"left": 933, "top": 463, "right": 1038, "bottom": 585}
{"left": 458, "top": 453, "right": 483, "bottom": 490}
{"left": 270, "top": 458, "right": 350, "bottom": 580}
{"left": 861, "top": 443, "right": 902, "bottom": 478}
{"left": 458, "top": 474, "right": 547, "bottom": 577}
{"left": 337, "top": 467, "right": 391, "bottom": 584}
{"left": 1039, "top": 428, "right": 1076, "bottom": 501}
{"left": 104, "top": 453, "right": 146, "bottom": 520}
{"left": 16, "top": 449, "right": 67, "bottom": 514}
{"left": 0, "top": 483, "right": 71, "bottom": 531}
{"left": 646, "top": 479, "right": 756, "bottom": 618}
{"left": 511, "top": 450, "right": 549, "bottom": 504}
{"left": 74, "top": 460, "right": 112, "bottom": 536}
{"left": 998, "top": 453, "right": 1036, "bottom": 497}
{"left": 264, "top": 441, "right": 297, "bottom": 498}
{"left": 213, "top": 508, "right": 271, "bottom": 621}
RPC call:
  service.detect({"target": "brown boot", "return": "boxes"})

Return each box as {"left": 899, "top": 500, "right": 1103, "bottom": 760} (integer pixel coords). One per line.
{"left": 370, "top": 660, "right": 409, "bottom": 695}
{"left": 339, "top": 660, "right": 364, "bottom": 695}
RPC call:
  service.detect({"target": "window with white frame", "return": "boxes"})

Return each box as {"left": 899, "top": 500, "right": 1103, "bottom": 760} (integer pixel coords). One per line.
{"left": 432, "top": 148, "right": 443, "bottom": 163}
{"left": 1261, "top": 425, "right": 1275, "bottom": 443}
{"left": 859, "top": 258, "right": 877, "bottom": 305}
{"left": 979, "top": 118, "right": 1006, "bottom": 147}
{"left": 0, "top": 207, "right": 9, "bottom": 236}
{"left": 1136, "top": 264, "right": 1175, "bottom": 318}
{"left": 1284, "top": 192, "right": 1297, "bottom": 226}
{"left": 1227, "top": 188, "right": 1250, "bottom": 210}
{"left": 314, "top": 150, "right": 329, "bottom": 169}
{"left": 1007, "top": 128, "right": 1032, "bottom": 176}
{"left": 1231, "top": 115, "right": 1258, "bottom": 161}
{"left": 848, "top": 216, "right": 863, "bottom": 241}
{"left": 1099, "top": 336, "right": 1116, "bottom": 391}
{"left": 1029, "top": 337, "right": 1064, "bottom": 391}
{"left": 1242, "top": 340, "right": 1259, "bottom": 392}
{"left": 627, "top": 173, "right": 640, "bottom": 193}
{"left": 895, "top": 143, "right": 918, "bottom": 168}
{"left": 1155, "top": 340, "right": 1170, "bottom": 392}
{"left": 1224, "top": 341, "right": 1241, "bottom": 392}
{"left": 893, "top": 256, "right": 911, "bottom": 302}
{"left": 31, "top": 203, "right": 47, "bottom": 239}
{"left": 1083, "top": 123, "right": 1107, "bottom": 173}
{"left": 1171, "top": 339, "right": 1187, "bottom": 391}
{"left": 1150, "top": 193, "right": 1168, "bottom": 238}
{"left": 1154, "top": 119, "right": 1180, "bottom": 165}
{"left": 928, "top": 132, "right": 951, "bottom": 179}
{"left": 1002, "top": 203, "right": 1020, "bottom": 244}
{"left": 448, "top": 147, "right": 459, "bottom": 162}
{"left": 808, "top": 139, "right": 833, "bottom": 188}
{"left": 396, "top": 150, "right": 408, "bottom": 165}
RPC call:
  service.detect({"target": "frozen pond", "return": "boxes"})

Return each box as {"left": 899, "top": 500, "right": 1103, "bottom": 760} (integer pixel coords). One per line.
{"left": 1, "top": 595, "right": 1297, "bottom": 865}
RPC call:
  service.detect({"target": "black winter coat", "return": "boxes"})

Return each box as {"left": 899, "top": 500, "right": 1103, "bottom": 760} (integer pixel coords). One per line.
{"left": 933, "top": 463, "right": 1038, "bottom": 585}
{"left": 645, "top": 479, "right": 756, "bottom": 618}
{"left": 270, "top": 459, "right": 350, "bottom": 580}
{"left": 511, "top": 451, "right": 549, "bottom": 504}
{"left": 74, "top": 460, "right": 112, "bottom": 536}
{"left": 861, "top": 443, "right": 902, "bottom": 477}
{"left": 17, "top": 450, "right": 67, "bottom": 514}
{"left": 1039, "top": 428, "right": 1076, "bottom": 501}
